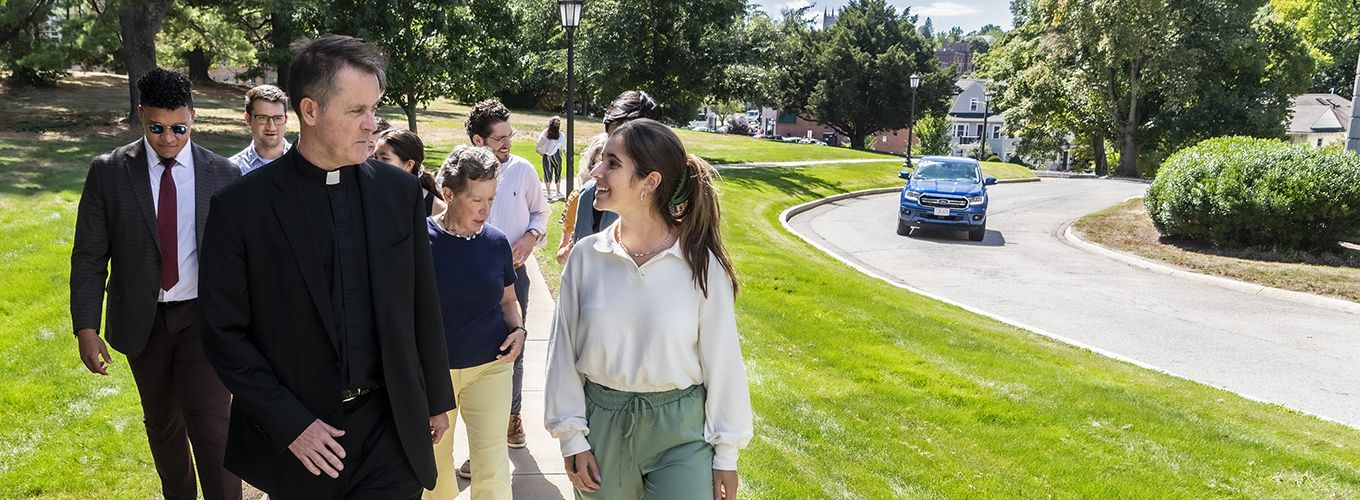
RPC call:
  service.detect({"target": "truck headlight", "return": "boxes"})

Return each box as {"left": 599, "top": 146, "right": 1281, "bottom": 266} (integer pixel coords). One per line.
{"left": 904, "top": 190, "right": 921, "bottom": 202}
{"left": 967, "top": 194, "right": 986, "bottom": 205}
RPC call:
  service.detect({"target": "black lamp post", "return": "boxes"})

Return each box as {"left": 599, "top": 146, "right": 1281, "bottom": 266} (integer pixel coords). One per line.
{"left": 906, "top": 73, "right": 920, "bottom": 167}
{"left": 559, "top": 0, "right": 584, "bottom": 193}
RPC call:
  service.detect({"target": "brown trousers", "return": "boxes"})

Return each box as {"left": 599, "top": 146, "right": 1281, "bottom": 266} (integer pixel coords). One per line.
{"left": 126, "top": 299, "right": 240, "bottom": 500}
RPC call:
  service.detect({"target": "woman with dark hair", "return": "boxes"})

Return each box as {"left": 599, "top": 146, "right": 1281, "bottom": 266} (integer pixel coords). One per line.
{"left": 375, "top": 127, "right": 445, "bottom": 216}
{"left": 545, "top": 119, "right": 753, "bottom": 499}
{"left": 557, "top": 90, "right": 661, "bottom": 264}
{"left": 555, "top": 134, "right": 607, "bottom": 266}
{"left": 425, "top": 145, "right": 526, "bottom": 500}
{"left": 536, "top": 116, "right": 565, "bottom": 200}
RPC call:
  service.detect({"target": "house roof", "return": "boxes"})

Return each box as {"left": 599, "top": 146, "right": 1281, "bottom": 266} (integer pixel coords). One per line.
{"left": 1288, "top": 94, "right": 1352, "bottom": 134}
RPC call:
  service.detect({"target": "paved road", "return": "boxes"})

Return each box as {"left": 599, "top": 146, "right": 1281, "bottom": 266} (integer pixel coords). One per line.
{"left": 789, "top": 178, "right": 1360, "bottom": 427}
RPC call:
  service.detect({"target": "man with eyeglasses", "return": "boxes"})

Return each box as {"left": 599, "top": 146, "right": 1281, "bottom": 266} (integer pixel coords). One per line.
{"left": 230, "top": 84, "right": 292, "bottom": 175}
{"left": 70, "top": 68, "right": 242, "bottom": 500}
{"left": 463, "top": 99, "right": 547, "bottom": 464}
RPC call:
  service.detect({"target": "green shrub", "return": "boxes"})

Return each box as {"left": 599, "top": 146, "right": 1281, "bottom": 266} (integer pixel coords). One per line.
{"left": 1145, "top": 136, "right": 1360, "bottom": 249}
{"left": 985, "top": 154, "right": 1001, "bottom": 162}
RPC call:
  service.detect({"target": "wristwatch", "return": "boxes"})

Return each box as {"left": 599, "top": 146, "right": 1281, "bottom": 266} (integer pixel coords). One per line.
{"left": 508, "top": 326, "right": 527, "bottom": 335}
{"left": 526, "top": 228, "right": 543, "bottom": 240}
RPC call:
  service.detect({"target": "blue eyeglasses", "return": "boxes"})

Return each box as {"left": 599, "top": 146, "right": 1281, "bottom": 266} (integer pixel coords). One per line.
{"left": 148, "top": 123, "right": 190, "bottom": 136}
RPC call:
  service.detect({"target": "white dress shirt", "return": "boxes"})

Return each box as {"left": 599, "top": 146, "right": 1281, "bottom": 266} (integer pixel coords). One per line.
{"left": 143, "top": 137, "right": 198, "bottom": 302}
{"left": 488, "top": 154, "right": 548, "bottom": 248}
{"left": 544, "top": 222, "right": 754, "bottom": 470}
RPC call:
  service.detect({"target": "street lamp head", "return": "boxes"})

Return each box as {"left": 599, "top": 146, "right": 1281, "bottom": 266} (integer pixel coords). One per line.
{"left": 559, "top": 0, "right": 583, "bottom": 28}
{"left": 910, "top": 73, "right": 920, "bottom": 89}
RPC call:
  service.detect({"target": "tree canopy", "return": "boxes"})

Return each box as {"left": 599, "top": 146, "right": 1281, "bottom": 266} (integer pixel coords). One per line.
{"left": 769, "top": 0, "right": 952, "bottom": 150}
{"left": 981, "top": 0, "right": 1312, "bottom": 177}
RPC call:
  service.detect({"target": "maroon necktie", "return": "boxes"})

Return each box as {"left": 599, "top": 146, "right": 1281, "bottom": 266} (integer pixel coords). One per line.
{"left": 157, "top": 157, "right": 179, "bottom": 291}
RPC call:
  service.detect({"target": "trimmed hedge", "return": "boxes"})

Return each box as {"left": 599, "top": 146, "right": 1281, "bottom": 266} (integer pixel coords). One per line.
{"left": 1145, "top": 137, "right": 1360, "bottom": 249}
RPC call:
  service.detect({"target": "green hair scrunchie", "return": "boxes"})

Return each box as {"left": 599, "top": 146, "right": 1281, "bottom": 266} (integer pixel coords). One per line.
{"left": 668, "top": 173, "right": 693, "bottom": 212}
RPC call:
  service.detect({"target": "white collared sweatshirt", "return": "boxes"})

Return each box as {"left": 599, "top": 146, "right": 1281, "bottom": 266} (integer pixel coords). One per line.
{"left": 544, "top": 222, "right": 754, "bottom": 470}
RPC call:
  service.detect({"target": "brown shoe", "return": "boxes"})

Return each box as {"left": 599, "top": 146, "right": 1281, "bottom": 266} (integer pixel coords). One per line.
{"left": 457, "top": 459, "right": 472, "bottom": 480}
{"left": 507, "top": 413, "right": 526, "bottom": 448}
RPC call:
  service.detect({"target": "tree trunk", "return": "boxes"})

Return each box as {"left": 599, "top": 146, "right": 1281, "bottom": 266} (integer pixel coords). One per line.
{"left": 1117, "top": 61, "right": 1144, "bottom": 178}
{"left": 1118, "top": 125, "right": 1139, "bottom": 177}
{"left": 848, "top": 132, "right": 867, "bottom": 150}
{"left": 1092, "top": 135, "right": 1108, "bottom": 177}
{"left": 404, "top": 100, "right": 419, "bottom": 134}
{"left": 268, "top": 11, "right": 291, "bottom": 91}
{"left": 186, "top": 46, "right": 211, "bottom": 83}
{"left": 118, "top": 0, "right": 172, "bottom": 123}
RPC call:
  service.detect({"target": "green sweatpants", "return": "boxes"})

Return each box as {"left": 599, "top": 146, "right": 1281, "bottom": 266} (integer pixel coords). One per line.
{"left": 580, "top": 381, "right": 714, "bottom": 500}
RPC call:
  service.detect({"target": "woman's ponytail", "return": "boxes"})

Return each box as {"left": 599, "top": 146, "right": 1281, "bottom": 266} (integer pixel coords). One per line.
{"left": 674, "top": 154, "right": 738, "bottom": 297}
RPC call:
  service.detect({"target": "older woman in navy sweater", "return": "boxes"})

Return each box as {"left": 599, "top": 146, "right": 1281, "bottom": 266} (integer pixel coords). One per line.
{"left": 425, "top": 145, "right": 526, "bottom": 500}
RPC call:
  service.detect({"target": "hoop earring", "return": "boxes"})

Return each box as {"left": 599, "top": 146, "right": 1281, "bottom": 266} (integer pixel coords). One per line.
{"left": 641, "top": 190, "right": 650, "bottom": 202}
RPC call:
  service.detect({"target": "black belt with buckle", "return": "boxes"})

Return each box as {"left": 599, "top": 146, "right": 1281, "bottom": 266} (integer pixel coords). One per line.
{"left": 158, "top": 299, "right": 196, "bottom": 308}
{"left": 341, "top": 385, "right": 383, "bottom": 403}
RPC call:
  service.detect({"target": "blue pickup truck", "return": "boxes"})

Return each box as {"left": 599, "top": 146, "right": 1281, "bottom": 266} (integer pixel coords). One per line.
{"left": 897, "top": 156, "right": 997, "bottom": 241}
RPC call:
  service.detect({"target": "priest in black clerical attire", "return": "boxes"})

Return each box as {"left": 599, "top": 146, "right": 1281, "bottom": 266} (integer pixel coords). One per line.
{"left": 199, "top": 34, "right": 455, "bottom": 499}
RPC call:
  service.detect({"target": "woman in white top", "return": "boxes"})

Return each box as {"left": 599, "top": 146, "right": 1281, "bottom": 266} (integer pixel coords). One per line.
{"left": 545, "top": 118, "right": 753, "bottom": 499}
{"left": 536, "top": 116, "right": 565, "bottom": 200}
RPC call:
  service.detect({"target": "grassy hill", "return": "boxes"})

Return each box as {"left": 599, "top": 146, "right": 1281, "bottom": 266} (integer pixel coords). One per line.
{"left": 4, "top": 73, "right": 1356, "bottom": 498}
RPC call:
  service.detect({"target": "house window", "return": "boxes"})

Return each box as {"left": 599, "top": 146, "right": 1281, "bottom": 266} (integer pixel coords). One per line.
{"left": 991, "top": 125, "right": 1002, "bottom": 139}
{"left": 954, "top": 124, "right": 967, "bottom": 137}
{"left": 976, "top": 124, "right": 984, "bottom": 138}
{"left": 969, "top": 98, "right": 978, "bottom": 112}
{"left": 1317, "top": 138, "right": 1324, "bottom": 147}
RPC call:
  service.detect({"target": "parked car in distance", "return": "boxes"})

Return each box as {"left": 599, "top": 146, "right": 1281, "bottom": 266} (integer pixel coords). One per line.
{"left": 897, "top": 156, "right": 997, "bottom": 241}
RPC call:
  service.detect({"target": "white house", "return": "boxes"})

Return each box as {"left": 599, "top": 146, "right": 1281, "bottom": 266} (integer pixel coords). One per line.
{"left": 1288, "top": 94, "right": 1352, "bottom": 148}
{"left": 947, "top": 79, "right": 1019, "bottom": 161}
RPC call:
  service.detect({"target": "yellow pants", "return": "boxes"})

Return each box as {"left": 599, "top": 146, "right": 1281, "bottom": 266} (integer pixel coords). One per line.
{"left": 424, "top": 359, "right": 514, "bottom": 500}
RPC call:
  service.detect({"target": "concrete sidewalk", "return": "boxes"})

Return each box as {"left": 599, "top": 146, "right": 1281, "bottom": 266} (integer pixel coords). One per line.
{"left": 445, "top": 254, "right": 574, "bottom": 498}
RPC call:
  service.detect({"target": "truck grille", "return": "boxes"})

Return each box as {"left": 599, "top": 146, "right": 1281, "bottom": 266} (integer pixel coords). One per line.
{"left": 919, "top": 195, "right": 967, "bottom": 208}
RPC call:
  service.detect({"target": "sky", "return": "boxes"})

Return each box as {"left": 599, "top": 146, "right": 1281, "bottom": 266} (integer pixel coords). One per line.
{"left": 756, "top": 0, "right": 1015, "bottom": 34}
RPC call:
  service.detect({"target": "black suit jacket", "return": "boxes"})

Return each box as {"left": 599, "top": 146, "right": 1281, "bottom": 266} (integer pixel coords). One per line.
{"left": 70, "top": 139, "right": 240, "bottom": 357}
{"left": 198, "top": 148, "right": 455, "bottom": 491}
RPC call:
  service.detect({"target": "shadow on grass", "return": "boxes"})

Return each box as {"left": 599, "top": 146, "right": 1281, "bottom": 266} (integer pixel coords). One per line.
{"left": 1157, "top": 235, "right": 1360, "bottom": 269}
{"left": 721, "top": 167, "right": 848, "bottom": 201}
{"left": 0, "top": 129, "right": 253, "bottom": 197}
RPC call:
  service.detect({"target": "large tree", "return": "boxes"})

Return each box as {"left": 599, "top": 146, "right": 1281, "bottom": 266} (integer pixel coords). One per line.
{"left": 1, "top": 0, "right": 65, "bottom": 85}
{"left": 770, "top": 0, "right": 951, "bottom": 150}
{"left": 1271, "top": 0, "right": 1359, "bottom": 98}
{"left": 297, "top": 0, "right": 516, "bottom": 132}
{"left": 577, "top": 0, "right": 747, "bottom": 121}
{"left": 984, "top": 0, "right": 1310, "bottom": 177}
{"left": 119, "top": 0, "right": 174, "bottom": 122}
{"left": 158, "top": 3, "right": 257, "bottom": 82}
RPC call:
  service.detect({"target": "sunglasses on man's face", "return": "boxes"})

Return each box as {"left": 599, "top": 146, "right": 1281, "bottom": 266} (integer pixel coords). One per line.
{"left": 148, "top": 123, "right": 190, "bottom": 136}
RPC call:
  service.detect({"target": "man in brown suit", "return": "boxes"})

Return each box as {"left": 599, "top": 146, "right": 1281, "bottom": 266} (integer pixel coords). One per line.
{"left": 69, "top": 68, "right": 242, "bottom": 500}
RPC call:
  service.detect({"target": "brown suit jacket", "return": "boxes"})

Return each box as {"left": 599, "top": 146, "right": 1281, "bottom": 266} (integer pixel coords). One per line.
{"left": 69, "top": 138, "right": 240, "bottom": 357}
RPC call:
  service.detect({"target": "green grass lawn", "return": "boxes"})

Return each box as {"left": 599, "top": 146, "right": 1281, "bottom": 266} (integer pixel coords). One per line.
{"left": 3, "top": 73, "right": 1358, "bottom": 497}
{"left": 979, "top": 160, "right": 1037, "bottom": 181}
{"left": 543, "top": 162, "right": 1360, "bottom": 496}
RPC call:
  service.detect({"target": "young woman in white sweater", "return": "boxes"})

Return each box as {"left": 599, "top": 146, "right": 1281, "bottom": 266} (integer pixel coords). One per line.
{"left": 545, "top": 119, "right": 753, "bottom": 499}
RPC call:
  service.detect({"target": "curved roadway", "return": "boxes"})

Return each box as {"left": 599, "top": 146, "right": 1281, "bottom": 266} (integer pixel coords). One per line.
{"left": 789, "top": 178, "right": 1360, "bottom": 427}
